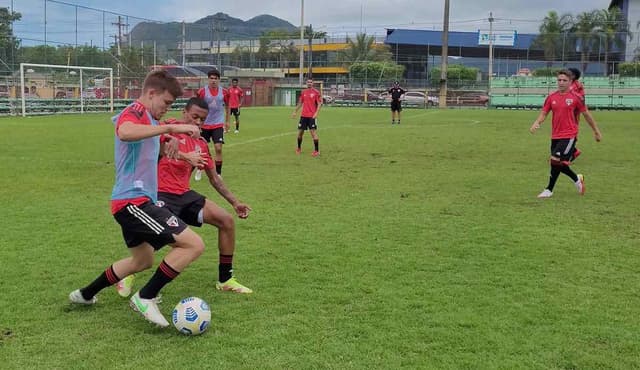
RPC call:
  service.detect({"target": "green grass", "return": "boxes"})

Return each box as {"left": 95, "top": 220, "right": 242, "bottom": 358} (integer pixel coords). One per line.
{"left": 0, "top": 106, "right": 639, "bottom": 369}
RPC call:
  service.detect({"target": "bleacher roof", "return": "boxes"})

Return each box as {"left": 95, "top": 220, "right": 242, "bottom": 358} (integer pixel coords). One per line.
{"left": 384, "top": 29, "right": 540, "bottom": 50}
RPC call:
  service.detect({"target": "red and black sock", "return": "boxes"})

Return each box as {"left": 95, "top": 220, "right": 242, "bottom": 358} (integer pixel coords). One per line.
{"left": 215, "top": 160, "right": 223, "bottom": 175}
{"left": 546, "top": 165, "right": 562, "bottom": 191}
{"left": 219, "top": 254, "right": 234, "bottom": 283}
{"left": 139, "top": 260, "right": 180, "bottom": 299}
{"left": 81, "top": 265, "right": 120, "bottom": 300}
{"left": 559, "top": 165, "right": 579, "bottom": 182}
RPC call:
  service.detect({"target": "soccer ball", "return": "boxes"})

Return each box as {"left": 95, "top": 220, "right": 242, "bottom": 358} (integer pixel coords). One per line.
{"left": 172, "top": 297, "right": 211, "bottom": 335}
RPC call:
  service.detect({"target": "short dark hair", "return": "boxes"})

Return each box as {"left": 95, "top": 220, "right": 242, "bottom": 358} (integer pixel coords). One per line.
{"left": 185, "top": 97, "right": 208, "bottom": 111}
{"left": 557, "top": 69, "right": 571, "bottom": 78}
{"left": 231, "top": 78, "right": 238, "bottom": 82}
{"left": 207, "top": 69, "right": 221, "bottom": 78}
{"left": 567, "top": 67, "right": 581, "bottom": 80}
{"left": 143, "top": 70, "right": 183, "bottom": 98}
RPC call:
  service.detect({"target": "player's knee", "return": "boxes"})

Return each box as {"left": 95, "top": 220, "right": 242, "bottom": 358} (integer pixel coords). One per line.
{"left": 218, "top": 212, "right": 235, "bottom": 231}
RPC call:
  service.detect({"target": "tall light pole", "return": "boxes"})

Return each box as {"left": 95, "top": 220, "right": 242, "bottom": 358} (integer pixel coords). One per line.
{"left": 488, "top": 12, "right": 494, "bottom": 90}
{"left": 439, "top": 0, "right": 450, "bottom": 108}
{"left": 299, "top": 0, "right": 305, "bottom": 86}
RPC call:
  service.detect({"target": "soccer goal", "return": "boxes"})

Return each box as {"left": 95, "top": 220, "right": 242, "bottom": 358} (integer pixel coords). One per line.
{"left": 19, "top": 63, "right": 114, "bottom": 116}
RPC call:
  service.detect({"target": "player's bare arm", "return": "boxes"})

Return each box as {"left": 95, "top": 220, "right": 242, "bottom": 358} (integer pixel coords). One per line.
{"left": 582, "top": 110, "right": 603, "bottom": 142}
{"left": 204, "top": 167, "right": 252, "bottom": 219}
{"left": 160, "top": 136, "right": 180, "bottom": 159}
{"left": 291, "top": 102, "right": 302, "bottom": 118}
{"left": 529, "top": 111, "right": 548, "bottom": 134}
{"left": 118, "top": 122, "right": 198, "bottom": 141}
{"left": 176, "top": 150, "right": 207, "bottom": 167}
{"left": 313, "top": 101, "right": 323, "bottom": 119}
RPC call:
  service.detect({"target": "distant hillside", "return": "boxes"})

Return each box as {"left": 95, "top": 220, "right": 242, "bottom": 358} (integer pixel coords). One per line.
{"left": 129, "top": 13, "right": 297, "bottom": 49}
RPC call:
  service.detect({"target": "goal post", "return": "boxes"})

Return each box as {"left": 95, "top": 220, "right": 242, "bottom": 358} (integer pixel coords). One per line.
{"left": 20, "top": 63, "right": 114, "bottom": 116}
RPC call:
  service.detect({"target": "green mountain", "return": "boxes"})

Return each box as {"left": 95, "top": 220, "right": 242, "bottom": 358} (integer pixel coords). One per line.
{"left": 129, "top": 13, "right": 297, "bottom": 49}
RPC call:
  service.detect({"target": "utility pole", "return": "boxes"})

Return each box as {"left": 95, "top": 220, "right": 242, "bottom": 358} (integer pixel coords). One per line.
{"left": 439, "top": 0, "right": 450, "bottom": 108}
{"left": 213, "top": 14, "right": 226, "bottom": 72}
{"left": 488, "top": 12, "right": 494, "bottom": 90}
{"left": 182, "top": 21, "right": 186, "bottom": 66}
{"left": 307, "top": 24, "right": 313, "bottom": 77}
{"left": 112, "top": 16, "right": 126, "bottom": 93}
{"left": 299, "top": 0, "right": 304, "bottom": 86}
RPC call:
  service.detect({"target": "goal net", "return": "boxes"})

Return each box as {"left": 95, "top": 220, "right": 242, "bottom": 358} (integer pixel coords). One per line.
{"left": 20, "top": 63, "right": 113, "bottom": 116}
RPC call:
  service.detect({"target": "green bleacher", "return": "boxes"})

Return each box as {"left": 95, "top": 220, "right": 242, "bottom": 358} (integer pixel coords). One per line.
{"left": 490, "top": 77, "right": 640, "bottom": 109}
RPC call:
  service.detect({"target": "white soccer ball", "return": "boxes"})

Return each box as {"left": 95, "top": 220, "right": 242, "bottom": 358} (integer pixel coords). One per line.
{"left": 172, "top": 297, "right": 211, "bottom": 335}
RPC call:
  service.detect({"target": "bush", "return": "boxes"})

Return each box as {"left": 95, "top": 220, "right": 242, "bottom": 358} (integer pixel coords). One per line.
{"left": 532, "top": 67, "right": 559, "bottom": 77}
{"left": 430, "top": 64, "right": 479, "bottom": 84}
{"left": 618, "top": 62, "right": 640, "bottom": 77}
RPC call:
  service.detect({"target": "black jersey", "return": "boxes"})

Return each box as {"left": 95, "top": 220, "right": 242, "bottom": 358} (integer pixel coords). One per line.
{"left": 388, "top": 87, "right": 405, "bottom": 101}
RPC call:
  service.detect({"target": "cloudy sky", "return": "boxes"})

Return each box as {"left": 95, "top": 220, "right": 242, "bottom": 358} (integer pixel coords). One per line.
{"left": 6, "top": 0, "right": 612, "bottom": 46}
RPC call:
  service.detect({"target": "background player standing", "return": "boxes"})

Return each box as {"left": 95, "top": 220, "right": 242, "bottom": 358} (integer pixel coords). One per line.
{"left": 291, "top": 77, "right": 322, "bottom": 157}
{"left": 197, "top": 69, "right": 229, "bottom": 177}
{"left": 388, "top": 81, "right": 405, "bottom": 125}
{"left": 228, "top": 78, "right": 244, "bottom": 133}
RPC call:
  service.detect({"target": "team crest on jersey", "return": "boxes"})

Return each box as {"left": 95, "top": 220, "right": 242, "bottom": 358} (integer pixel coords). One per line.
{"left": 565, "top": 99, "right": 574, "bottom": 106}
{"left": 166, "top": 216, "right": 179, "bottom": 227}
{"left": 156, "top": 200, "right": 165, "bottom": 207}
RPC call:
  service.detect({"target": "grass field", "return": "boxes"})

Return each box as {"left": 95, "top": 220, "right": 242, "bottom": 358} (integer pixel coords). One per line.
{"left": 0, "top": 106, "right": 639, "bottom": 369}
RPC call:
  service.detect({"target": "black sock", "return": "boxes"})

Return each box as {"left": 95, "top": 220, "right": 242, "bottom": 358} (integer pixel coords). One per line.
{"left": 219, "top": 254, "right": 234, "bottom": 283}
{"left": 235, "top": 122, "right": 239, "bottom": 130}
{"left": 81, "top": 265, "right": 120, "bottom": 300}
{"left": 297, "top": 138, "right": 302, "bottom": 149}
{"left": 546, "top": 165, "right": 562, "bottom": 191}
{"left": 139, "top": 260, "right": 179, "bottom": 299}
{"left": 559, "top": 165, "right": 579, "bottom": 182}
{"left": 313, "top": 139, "right": 319, "bottom": 151}
{"left": 215, "top": 160, "right": 222, "bottom": 175}
{"left": 397, "top": 120, "right": 400, "bottom": 124}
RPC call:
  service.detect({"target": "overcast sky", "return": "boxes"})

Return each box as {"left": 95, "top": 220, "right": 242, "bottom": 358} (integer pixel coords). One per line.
{"left": 6, "top": 0, "right": 612, "bottom": 46}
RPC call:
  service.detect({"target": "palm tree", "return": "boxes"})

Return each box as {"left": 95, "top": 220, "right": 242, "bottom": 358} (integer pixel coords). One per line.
{"left": 572, "top": 10, "right": 601, "bottom": 74}
{"left": 338, "top": 33, "right": 391, "bottom": 63}
{"left": 532, "top": 11, "right": 574, "bottom": 67}
{"left": 597, "top": 6, "right": 631, "bottom": 76}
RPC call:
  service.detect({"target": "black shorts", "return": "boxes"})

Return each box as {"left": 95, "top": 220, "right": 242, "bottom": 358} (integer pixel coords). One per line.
{"left": 230, "top": 108, "right": 240, "bottom": 117}
{"left": 157, "top": 190, "right": 206, "bottom": 227}
{"left": 298, "top": 117, "right": 317, "bottom": 130}
{"left": 550, "top": 138, "right": 577, "bottom": 161}
{"left": 113, "top": 201, "right": 188, "bottom": 250}
{"left": 201, "top": 127, "right": 225, "bottom": 144}
{"left": 391, "top": 100, "right": 402, "bottom": 112}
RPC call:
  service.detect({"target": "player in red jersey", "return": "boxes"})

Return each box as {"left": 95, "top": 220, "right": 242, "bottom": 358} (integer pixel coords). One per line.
{"left": 116, "top": 97, "right": 253, "bottom": 294}
{"left": 69, "top": 71, "right": 204, "bottom": 328}
{"left": 197, "top": 69, "right": 230, "bottom": 176}
{"left": 568, "top": 67, "right": 585, "bottom": 160}
{"left": 291, "top": 77, "right": 323, "bottom": 156}
{"left": 228, "top": 78, "right": 244, "bottom": 133}
{"left": 530, "top": 69, "right": 602, "bottom": 199}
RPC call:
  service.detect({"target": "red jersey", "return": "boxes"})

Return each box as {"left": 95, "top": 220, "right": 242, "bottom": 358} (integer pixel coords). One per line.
{"left": 542, "top": 91, "right": 586, "bottom": 139}
{"left": 158, "top": 118, "right": 214, "bottom": 195}
{"left": 110, "top": 101, "right": 157, "bottom": 214}
{"left": 570, "top": 80, "right": 585, "bottom": 100}
{"left": 228, "top": 86, "right": 244, "bottom": 109}
{"left": 299, "top": 88, "right": 322, "bottom": 118}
